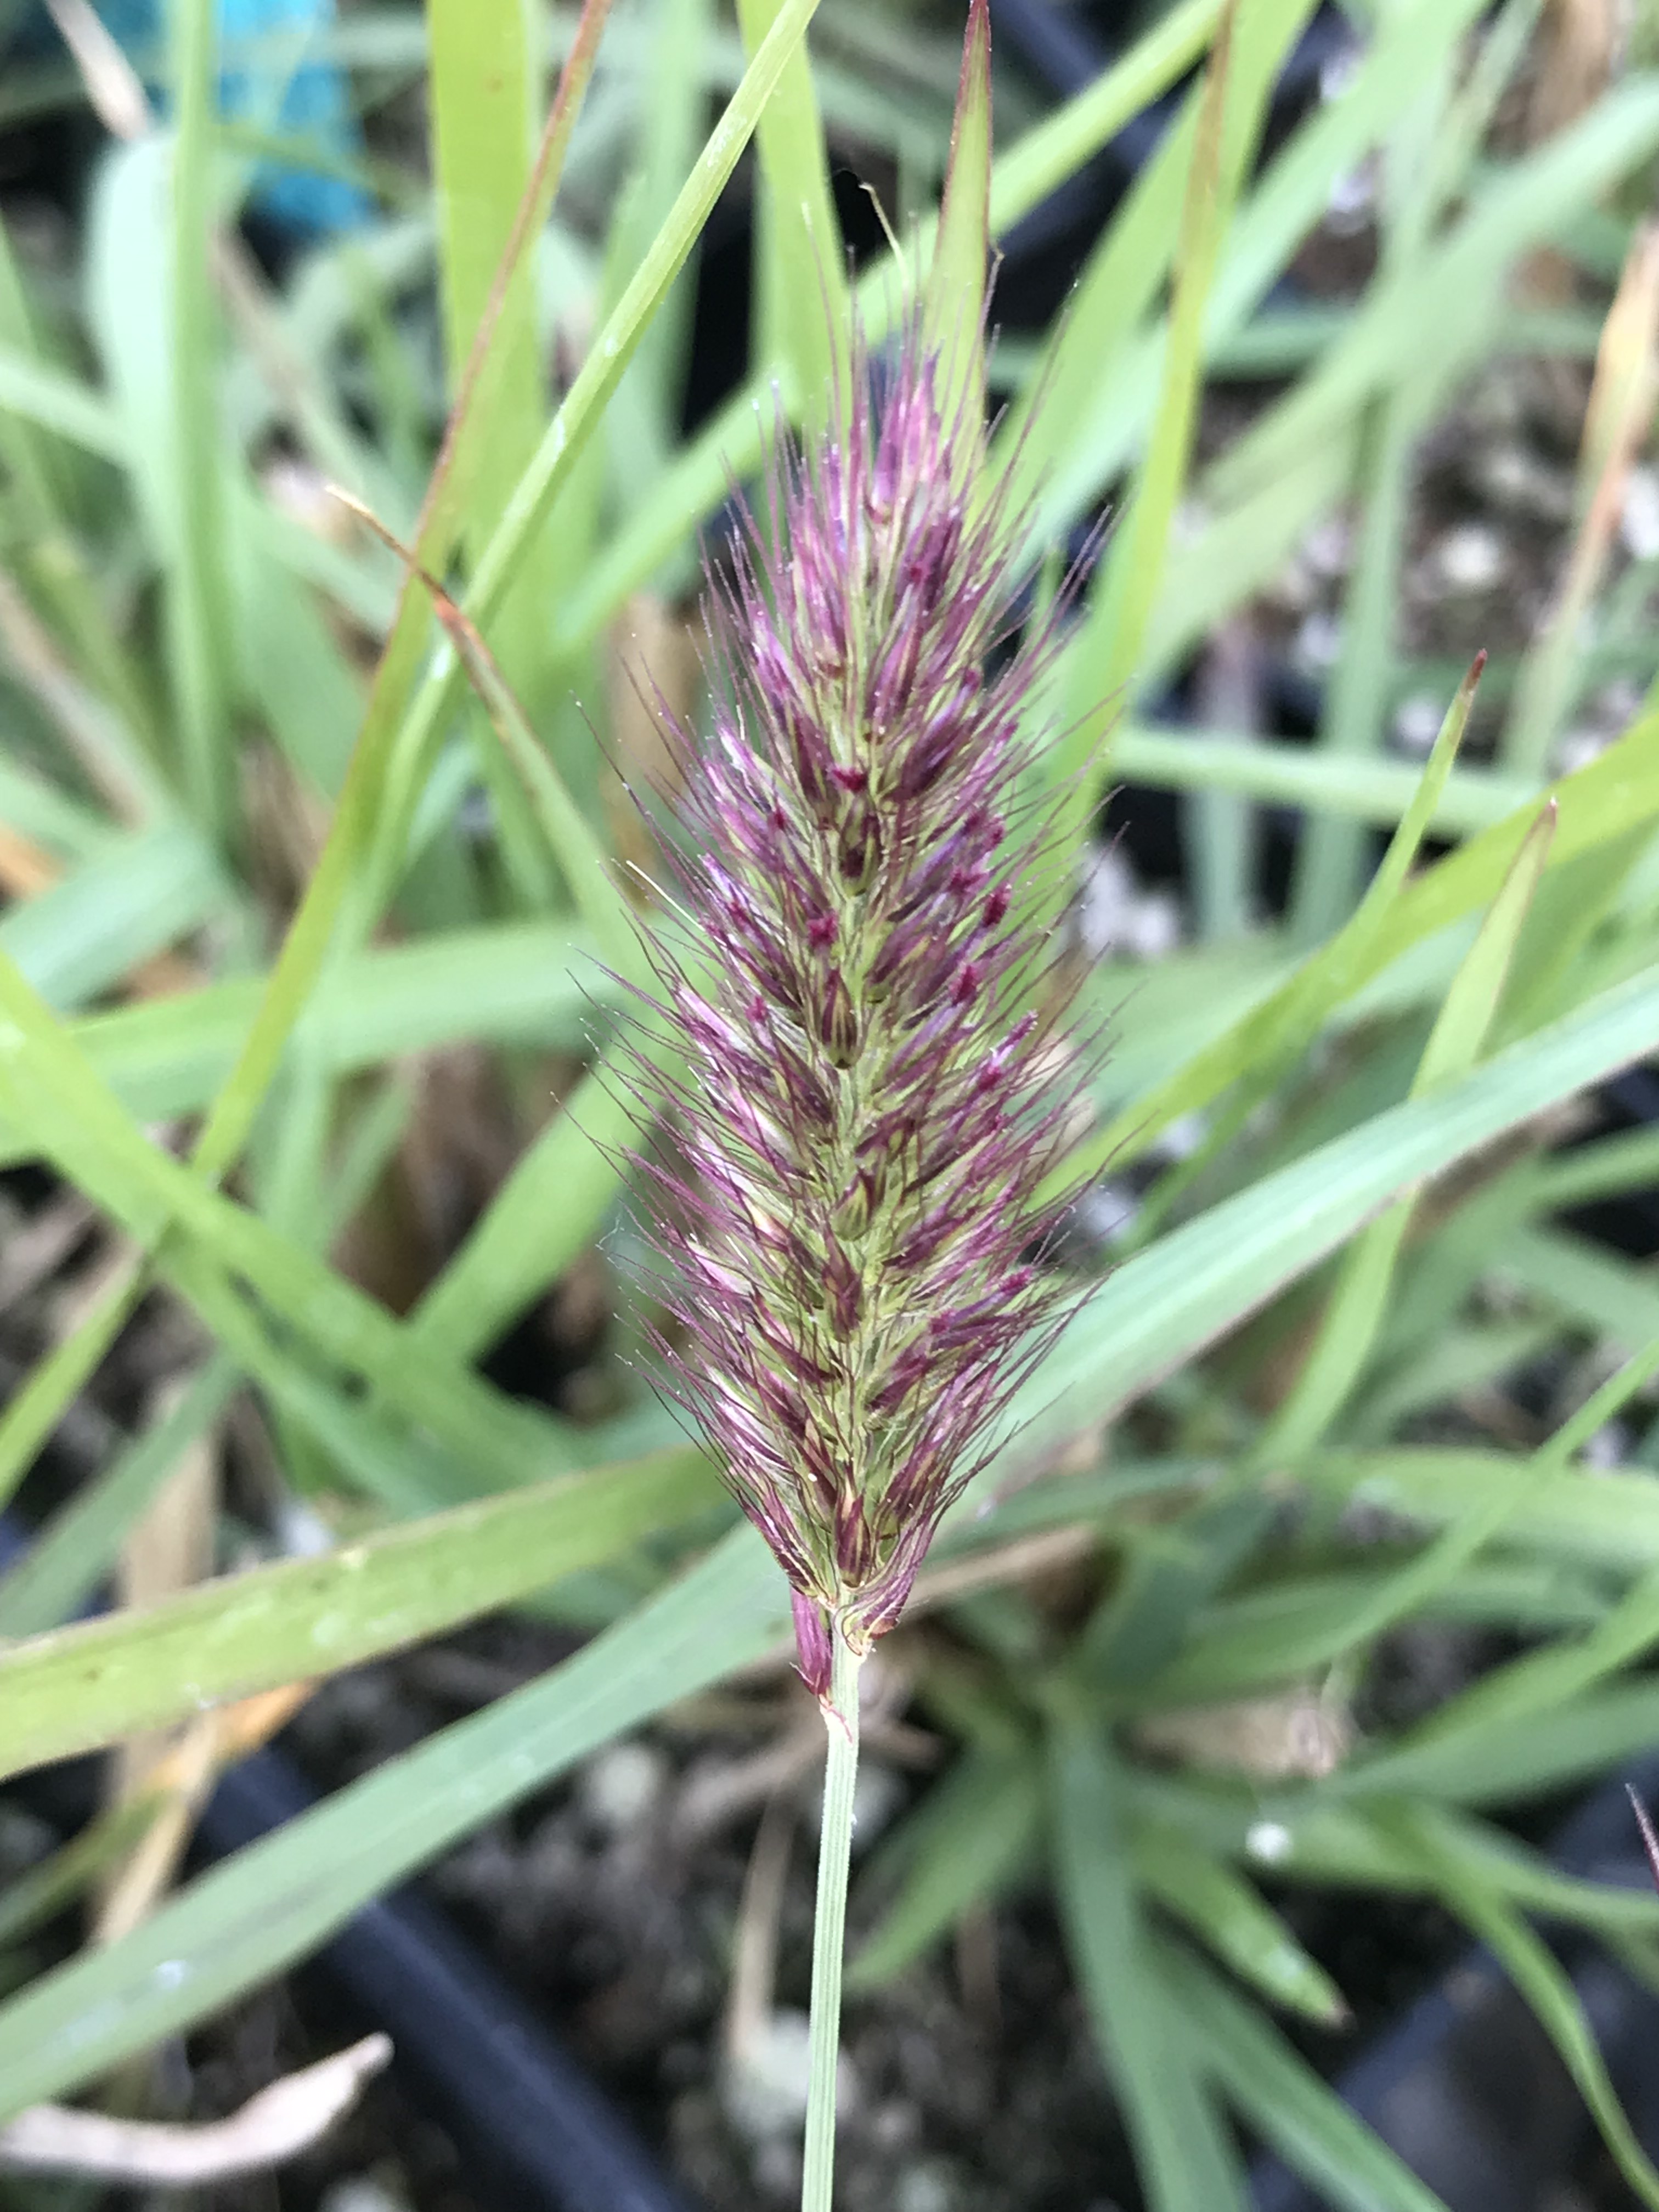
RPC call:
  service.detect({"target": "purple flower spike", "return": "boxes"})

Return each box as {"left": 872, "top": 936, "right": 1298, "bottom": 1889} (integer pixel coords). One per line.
{"left": 628, "top": 320, "right": 1088, "bottom": 1701}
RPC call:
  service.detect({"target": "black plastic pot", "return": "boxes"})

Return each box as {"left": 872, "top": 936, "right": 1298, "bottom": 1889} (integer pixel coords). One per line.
{"left": 197, "top": 1751, "right": 699, "bottom": 2212}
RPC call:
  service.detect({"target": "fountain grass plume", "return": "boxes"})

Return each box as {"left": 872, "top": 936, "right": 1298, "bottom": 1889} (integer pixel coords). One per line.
{"left": 618, "top": 9, "right": 1099, "bottom": 2205}
{"left": 625, "top": 329, "right": 1091, "bottom": 1691}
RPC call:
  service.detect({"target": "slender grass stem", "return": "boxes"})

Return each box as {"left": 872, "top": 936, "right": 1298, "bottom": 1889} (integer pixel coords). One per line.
{"left": 802, "top": 1624, "right": 862, "bottom": 2212}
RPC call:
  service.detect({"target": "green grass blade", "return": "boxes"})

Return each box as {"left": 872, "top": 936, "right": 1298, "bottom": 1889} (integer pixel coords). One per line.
{"left": 0, "top": 1797, "right": 165, "bottom": 1951}
{"left": 0, "top": 823, "right": 228, "bottom": 1011}
{"left": 167, "top": 0, "right": 232, "bottom": 840}
{"left": 1139, "top": 1323, "right": 1659, "bottom": 1700}
{"left": 0, "top": 1265, "right": 139, "bottom": 1515}
{"left": 1532, "top": 1119, "right": 1659, "bottom": 1210}
{"left": 738, "top": 0, "right": 846, "bottom": 430}
{"left": 1306, "top": 1446, "right": 1659, "bottom": 1574}
{"left": 1156, "top": 1938, "right": 1453, "bottom": 2212}
{"left": 1131, "top": 1825, "right": 1348, "bottom": 2025}
{"left": 1388, "top": 1527, "right": 1659, "bottom": 1753}
{"left": 1345, "top": 1681, "right": 1659, "bottom": 1808}
{"left": 1385, "top": 1804, "right": 1659, "bottom": 2211}
{"left": 1110, "top": 720, "right": 1532, "bottom": 836}
{"left": 182, "top": 0, "right": 616, "bottom": 1201}
{"left": 0, "top": 1447, "right": 715, "bottom": 1779}
{"left": 1054, "top": 0, "right": 1315, "bottom": 828}
{"left": 360, "top": 0, "right": 826, "bottom": 926}
{"left": 0, "top": 758, "right": 118, "bottom": 866}
{"left": 1206, "top": 82, "right": 1659, "bottom": 515}
{"left": 922, "top": 0, "right": 991, "bottom": 441}
{"left": 408, "top": 1035, "right": 678, "bottom": 1362}
{"left": 392, "top": 563, "right": 644, "bottom": 977}
{"left": 848, "top": 1743, "right": 1041, "bottom": 1987}
{"left": 551, "top": 0, "right": 1227, "bottom": 658}
{"left": 0, "top": 343, "right": 127, "bottom": 461}
{"left": 993, "top": 98, "right": 1197, "bottom": 523}
{"left": 0, "top": 1359, "right": 238, "bottom": 1640}
{"left": 0, "top": 921, "right": 610, "bottom": 1163}
{"left": 428, "top": 0, "right": 566, "bottom": 905}
{"left": 1047, "top": 1714, "right": 1249, "bottom": 2212}
{"left": 1259, "top": 800, "right": 1554, "bottom": 1463}
{"left": 1388, "top": 1803, "right": 1659, "bottom": 1943}
{"left": 1018, "top": 0, "right": 1489, "bottom": 551}
{"left": 0, "top": 951, "right": 584, "bottom": 1487}
{"left": 1288, "top": 398, "right": 1418, "bottom": 943}
{"left": 1496, "top": 1220, "right": 1659, "bottom": 1348}
{"left": 0, "top": 1525, "right": 787, "bottom": 2114}
{"left": 1006, "top": 961, "right": 1659, "bottom": 1479}
{"left": 1062, "top": 684, "right": 1644, "bottom": 1190}
{"left": 608, "top": 0, "right": 715, "bottom": 495}
{"left": 428, "top": 0, "right": 544, "bottom": 542}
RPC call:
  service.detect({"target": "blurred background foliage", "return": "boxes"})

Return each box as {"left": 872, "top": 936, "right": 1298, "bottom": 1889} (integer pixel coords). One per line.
{"left": 9, "top": 0, "right": 1659, "bottom": 2207}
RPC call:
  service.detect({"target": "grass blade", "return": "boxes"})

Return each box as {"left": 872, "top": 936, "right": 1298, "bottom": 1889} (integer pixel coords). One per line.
{"left": 0, "top": 1525, "right": 788, "bottom": 2114}
{"left": 0, "top": 1447, "right": 715, "bottom": 1779}
{"left": 168, "top": 0, "right": 232, "bottom": 840}
{"left": 1006, "top": 960, "right": 1659, "bottom": 1479}
{"left": 738, "top": 0, "right": 847, "bottom": 430}
{"left": 1054, "top": 0, "right": 1317, "bottom": 837}
{"left": 1047, "top": 1714, "right": 1249, "bottom": 2212}
{"left": 359, "top": 0, "right": 827, "bottom": 926}
{"left": 1385, "top": 1803, "right": 1659, "bottom": 2211}
{"left": 1258, "top": 800, "right": 1555, "bottom": 1463}
{"left": 0, "top": 1360, "right": 239, "bottom": 1640}
{"left": 1131, "top": 1825, "right": 1348, "bottom": 2026}
{"left": 1157, "top": 1937, "right": 1453, "bottom": 2212}
{"left": 848, "top": 1744, "right": 1041, "bottom": 1987}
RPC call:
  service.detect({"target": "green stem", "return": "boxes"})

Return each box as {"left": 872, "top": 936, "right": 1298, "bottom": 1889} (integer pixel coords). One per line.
{"left": 802, "top": 1622, "right": 862, "bottom": 2212}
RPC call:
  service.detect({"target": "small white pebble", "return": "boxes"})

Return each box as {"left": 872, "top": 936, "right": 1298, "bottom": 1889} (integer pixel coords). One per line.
{"left": 1302, "top": 515, "right": 1353, "bottom": 578}
{"left": 1076, "top": 1182, "right": 1138, "bottom": 1249}
{"left": 1434, "top": 524, "right": 1506, "bottom": 594}
{"left": 1393, "top": 693, "right": 1448, "bottom": 757}
{"left": 850, "top": 1762, "right": 905, "bottom": 1855}
{"left": 577, "top": 1740, "right": 668, "bottom": 1838}
{"left": 1246, "top": 1820, "right": 1295, "bottom": 1865}
{"left": 1591, "top": 676, "right": 1643, "bottom": 736}
{"left": 1320, "top": 46, "right": 1362, "bottom": 101}
{"left": 1475, "top": 444, "right": 1573, "bottom": 523}
{"left": 1581, "top": 1422, "right": 1629, "bottom": 1472}
{"left": 724, "top": 2012, "right": 860, "bottom": 2142}
{"left": 1294, "top": 608, "right": 1343, "bottom": 670}
{"left": 1624, "top": 465, "right": 1659, "bottom": 560}
{"left": 273, "top": 1498, "right": 337, "bottom": 1558}
{"left": 1154, "top": 1113, "right": 1206, "bottom": 1163}
{"left": 1326, "top": 156, "right": 1379, "bottom": 232}
{"left": 1125, "top": 891, "right": 1183, "bottom": 962}
{"left": 319, "top": 2184, "right": 411, "bottom": 2212}
{"left": 1076, "top": 847, "right": 1138, "bottom": 960}
{"left": 1554, "top": 726, "right": 1609, "bottom": 777}
{"left": 753, "top": 2137, "right": 803, "bottom": 2198}
{"left": 896, "top": 2160, "right": 962, "bottom": 2212}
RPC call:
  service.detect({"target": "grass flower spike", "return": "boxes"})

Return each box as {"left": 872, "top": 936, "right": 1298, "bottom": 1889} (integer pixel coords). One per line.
{"left": 633, "top": 200, "right": 1081, "bottom": 1703}
{"left": 638, "top": 332, "right": 1080, "bottom": 1693}
{"left": 626, "top": 12, "right": 1087, "bottom": 2199}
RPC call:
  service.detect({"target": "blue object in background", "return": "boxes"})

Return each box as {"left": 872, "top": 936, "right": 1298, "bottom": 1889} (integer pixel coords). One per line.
{"left": 212, "top": 0, "right": 371, "bottom": 236}
{"left": 8, "top": 0, "right": 369, "bottom": 236}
